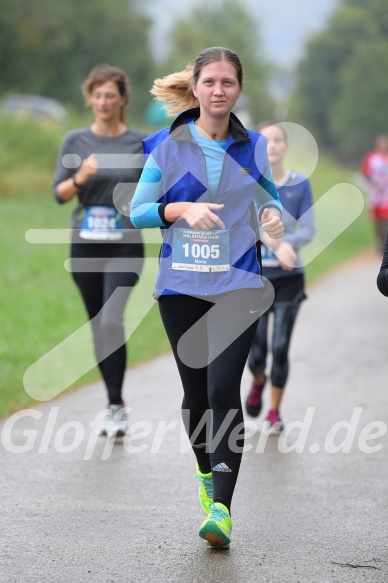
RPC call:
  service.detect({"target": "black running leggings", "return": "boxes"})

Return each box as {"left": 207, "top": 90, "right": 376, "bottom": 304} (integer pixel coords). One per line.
{"left": 248, "top": 274, "right": 305, "bottom": 388}
{"left": 158, "top": 289, "right": 262, "bottom": 509}
{"left": 71, "top": 241, "right": 144, "bottom": 405}
{"left": 248, "top": 302, "right": 300, "bottom": 388}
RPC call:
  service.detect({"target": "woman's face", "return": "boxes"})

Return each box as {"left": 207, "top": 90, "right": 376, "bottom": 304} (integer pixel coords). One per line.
{"left": 192, "top": 61, "right": 242, "bottom": 120}
{"left": 261, "top": 125, "right": 288, "bottom": 165}
{"left": 89, "top": 80, "right": 126, "bottom": 122}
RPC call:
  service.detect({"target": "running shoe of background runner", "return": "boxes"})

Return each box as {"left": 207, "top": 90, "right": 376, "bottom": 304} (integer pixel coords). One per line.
{"left": 262, "top": 409, "right": 285, "bottom": 435}
{"left": 245, "top": 376, "right": 266, "bottom": 417}
{"left": 97, "top": 403, "right": 128, "bottom": 437}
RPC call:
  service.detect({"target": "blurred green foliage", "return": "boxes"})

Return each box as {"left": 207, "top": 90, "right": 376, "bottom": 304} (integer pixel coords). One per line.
{"left": 292, "top": 0, "right": 388, "bottom": 160}
{"left": 160, "top": 0, "right": 273, "bottom": 123}
{"left": 0, "top": 0, "right": 156, "bottom": 121}
{"left": 0, "top": 0, "right": 274, "bottom": 126}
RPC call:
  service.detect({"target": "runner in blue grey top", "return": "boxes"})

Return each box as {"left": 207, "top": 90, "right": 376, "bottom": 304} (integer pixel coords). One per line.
{"left": 53, "top": 64, "right": 146, "bottom": 436}
{"left": 130, "top": 47, "right": 284, "bottom": 548}
{"left": 246, "top": 122, "right": 316, "bottom": 433}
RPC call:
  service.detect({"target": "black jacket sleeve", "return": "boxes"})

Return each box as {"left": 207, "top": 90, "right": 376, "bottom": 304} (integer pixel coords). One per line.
{"left": 377, "top": 236, "right": 388, "bottom": 296}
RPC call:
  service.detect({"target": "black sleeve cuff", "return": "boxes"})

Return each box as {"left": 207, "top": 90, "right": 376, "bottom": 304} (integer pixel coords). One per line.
{"left": 377, "top": 269, "right": 388, "bottom": 297}
{"left": 158, "top": 204, "right": 173, "bottom": 228}
{"left": 53, "top": 190, "right": 66, "bottom": 205}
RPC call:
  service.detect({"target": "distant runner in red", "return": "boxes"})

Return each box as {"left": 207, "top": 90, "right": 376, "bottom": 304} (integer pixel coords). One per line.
{"left": 361, "top": 134, "right": 388, "bottom": 253}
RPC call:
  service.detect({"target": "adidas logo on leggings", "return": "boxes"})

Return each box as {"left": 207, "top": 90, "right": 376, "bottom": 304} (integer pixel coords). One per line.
{"left": 212, "top": 463, "right": 232, "bottom": 472}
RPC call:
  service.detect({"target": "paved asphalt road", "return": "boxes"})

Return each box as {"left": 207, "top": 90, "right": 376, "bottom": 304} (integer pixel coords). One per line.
{"left": 1, "top": 256, "right": 387, "bottom": 583}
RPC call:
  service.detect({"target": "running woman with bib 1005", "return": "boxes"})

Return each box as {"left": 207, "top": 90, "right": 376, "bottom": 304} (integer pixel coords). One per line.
{"left": 130, "top": 47, "right": 284, "bottom": 548}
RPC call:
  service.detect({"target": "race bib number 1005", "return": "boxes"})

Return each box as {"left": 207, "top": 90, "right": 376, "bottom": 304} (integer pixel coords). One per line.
{"left": 172, "top": 228, "right": 230, "bottom": 272}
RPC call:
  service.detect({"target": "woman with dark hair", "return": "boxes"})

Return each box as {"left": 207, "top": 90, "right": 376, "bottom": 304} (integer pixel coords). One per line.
{"left": 246, "top": 121, "right": 315, "bottom": 433}
{"left": 130, "top": 47, "right": 284, "bottom": 547}
{"left": 53, "top": 64, "right": 146, "bottom": 436}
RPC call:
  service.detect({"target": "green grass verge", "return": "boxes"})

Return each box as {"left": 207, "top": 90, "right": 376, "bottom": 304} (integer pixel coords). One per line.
{"left": 304, "top": 156, "right": 374, "bottom": 282}
{"left": 0, "top": 197, "right": 170, "bottom": 415}
{"left": 0, "top": 115, "right": 374, "bottom": 417}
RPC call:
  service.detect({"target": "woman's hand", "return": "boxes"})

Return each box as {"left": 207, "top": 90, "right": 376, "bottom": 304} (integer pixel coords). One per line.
{"left": 261, "top": 228, "right": 296, "bottom": 270}
{"left": 276, "top": 241, "right": 297, "bottom": 270}
{"left": 75, "top": 153, "right": 98, "bottom": 185}
{"left": 181, "top": 203, "right": 225, "bottom": 230}
{"left": 261, "top": 208, "right": 284, "bottom": 239}
{"left": 56, "top": 154, "right": 98, "bottom": 202}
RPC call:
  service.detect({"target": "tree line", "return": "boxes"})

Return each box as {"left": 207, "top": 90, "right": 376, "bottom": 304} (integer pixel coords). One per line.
{"left": 3, "top": 0, "right": 385, "bottom": 160}
{"left": 293, "top": 0, "right": 388, "bottom": 160}
{"left": 0, "top": 0, "right": 155, "bottom": 122}
{"left": 0, "top": 0, "right": 272, "bottom": 126}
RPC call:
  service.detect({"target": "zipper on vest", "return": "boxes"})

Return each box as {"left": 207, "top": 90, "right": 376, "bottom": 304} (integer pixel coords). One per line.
{"left": 190, "top": 140, "right": 211, "bottom": 295}
{"left": 213, "top": 142, "right": 235, "bottom": 203}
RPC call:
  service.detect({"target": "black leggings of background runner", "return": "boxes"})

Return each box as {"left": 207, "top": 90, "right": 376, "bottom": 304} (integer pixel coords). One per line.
{"left": 248, "top": 274, "right": 304, "bottom": 388}
{"left": 71, "top": 241, "right": 144, "bottom": 405}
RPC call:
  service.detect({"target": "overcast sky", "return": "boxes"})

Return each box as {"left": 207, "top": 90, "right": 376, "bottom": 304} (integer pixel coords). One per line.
{"left": 146, "top": 0, "right": 339, "bottom": 65}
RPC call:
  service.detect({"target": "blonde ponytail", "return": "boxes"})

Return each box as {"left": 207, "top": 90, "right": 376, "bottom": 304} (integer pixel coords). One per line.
{"left": 150, "top": 65, "right": 199, "bottom": 117}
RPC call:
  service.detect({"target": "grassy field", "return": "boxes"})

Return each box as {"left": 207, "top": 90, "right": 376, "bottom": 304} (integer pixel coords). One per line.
{"left": 0, "top": 115, "right": 374, "bottom": 417}
{"left": 0, "top": 198, "right": 170, "bottom": 414}
{"left": 302, "top": 156, "right": 374, "bottom": 282}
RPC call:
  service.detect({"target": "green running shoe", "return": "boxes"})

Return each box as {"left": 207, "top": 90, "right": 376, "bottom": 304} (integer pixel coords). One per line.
{"left": 199, "top": 502, "right": 232, "bottom": 548}
{"left": 195, "top": 463, "right": 213, "bottom": 516}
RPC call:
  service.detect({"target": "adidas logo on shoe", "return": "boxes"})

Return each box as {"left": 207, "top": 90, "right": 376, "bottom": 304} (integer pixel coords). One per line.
{"left": 212, "top": 463, "right": 232, "bottom": 473}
